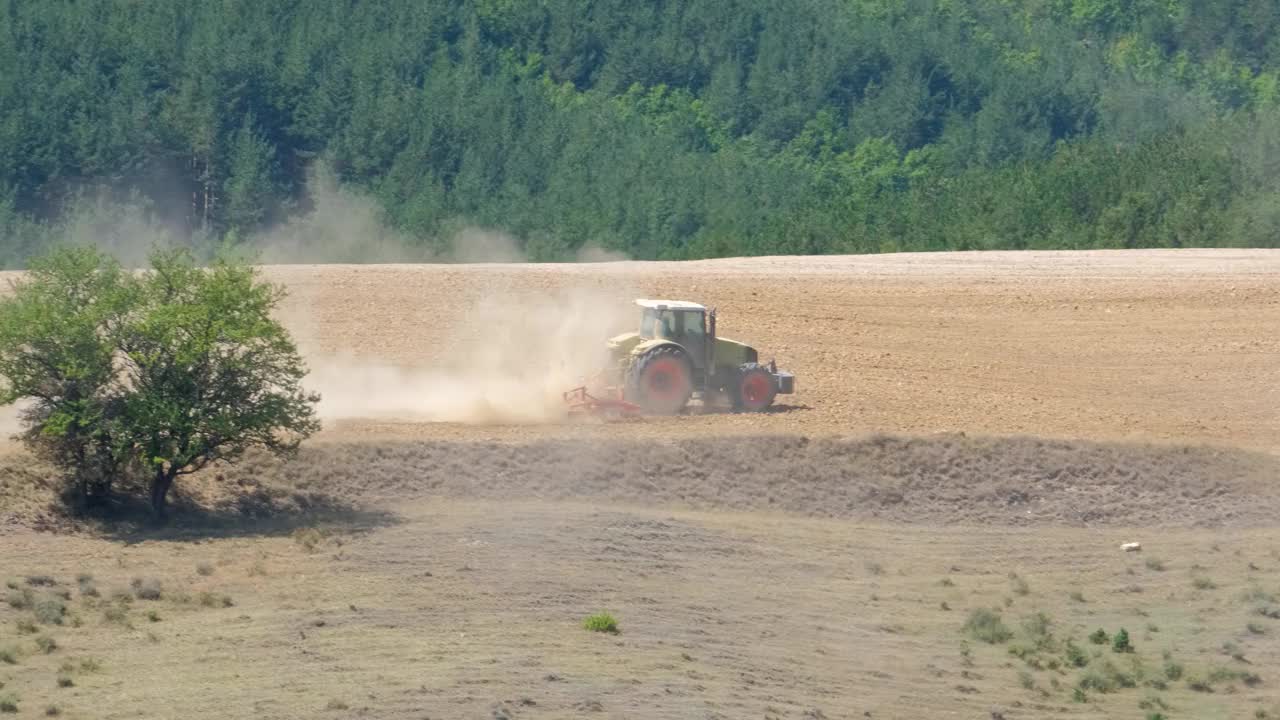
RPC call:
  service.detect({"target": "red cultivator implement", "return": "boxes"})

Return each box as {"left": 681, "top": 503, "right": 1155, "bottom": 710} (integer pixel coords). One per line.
{"left": 562, "top": 384, "right": 642, "bottom": 420}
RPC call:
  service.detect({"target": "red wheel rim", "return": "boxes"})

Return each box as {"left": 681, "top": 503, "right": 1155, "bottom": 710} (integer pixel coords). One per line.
{"left": 741, "top": 372, "right": 772, "bottom": 409}
{"left": 644, "top": 357, "right": 688, "bottom": 401}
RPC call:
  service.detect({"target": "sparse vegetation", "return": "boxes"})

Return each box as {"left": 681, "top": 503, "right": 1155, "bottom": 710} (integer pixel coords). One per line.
{"left": 325, "top": 699, "right": 350, "bottom": 711}
{"left": 1164, "top": 660, "right": 1184, "bottom": 681}
{"left": 294, "top": 528, "right": 326, "bottom": 553}
{"left": 146, "top": 610, "right": 161, "bottom": 623}
{"left": 1247, "top": 622, "right": 1266, "bottom": 635}
{"left": 1089, "top": 628, "right": 1109, "bottom": 645}
{"left": 1192, "top": 575, "right": 1217, "bottom": 590}
{"left": 0, "top": 693, "right": 16, "bottom": 713}
{"left": 583, "top": 612, "right": 620, "bottom": 634}
{"left": 35, "top": 636, "right": 57, "bottom": 654}
{"left": 963, "top": 608, "right": 1013, "bottom": 644}
{"left": 55, "top": 675, "right": 73, "bottom": 688}
{"left": 1069, "top": 590, "right": 1085, "bottom": 603}
{"left": 0, "top": 647, "right": 17, "bottom": 665}
{"left": 939, "top": 577, "right": 954, "bottom": 587}
{"left": 196, "top": 563, "right": 215, "bottom": 577}
{"left": 131, "top": 578, "right": 163, "bottom": 601}
{"left": 1018, "top": 670, "right": 1034, "bottom": 689}
{"left": 1064, "top": 640, "right": 1088, "bottom": 668}
{"left": 1009, "top": 573, "right": 1030, "bottom": 596}
{"left": 1143, "top": 558, "right": 1166, "bottom": 571}
{"left": 102, "top": 606, "right": 129, "bottom": 626}
{"left": 44, "top": 705, "right": 60, "bottom": 717}
{"left": 198, "top": 592, "right": 234, "bottom": 608}
{"left": 15, "top": 619, "right": 37, "bottom": 635}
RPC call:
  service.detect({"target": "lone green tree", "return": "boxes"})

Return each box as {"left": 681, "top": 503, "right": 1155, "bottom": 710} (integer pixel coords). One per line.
{"left": 0, "top": 246, "right": 321, "bottom": 520}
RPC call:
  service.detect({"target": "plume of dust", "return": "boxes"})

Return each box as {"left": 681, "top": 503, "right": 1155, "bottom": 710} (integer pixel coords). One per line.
{"left": 299, "top": 284, "right": 638, "bottom": 425}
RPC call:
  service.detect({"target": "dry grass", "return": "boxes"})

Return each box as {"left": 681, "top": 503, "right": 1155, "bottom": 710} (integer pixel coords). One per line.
{"left": 0, "top": 497, "right": 1271, "bottom": 718}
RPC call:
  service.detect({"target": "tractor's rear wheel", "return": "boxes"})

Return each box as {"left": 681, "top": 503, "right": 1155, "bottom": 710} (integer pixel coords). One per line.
{"left": 732, "top": 363, "right": 777, "bottom": 412}
{"left": 627, "top": 346, "right": 694, "bottom": 415}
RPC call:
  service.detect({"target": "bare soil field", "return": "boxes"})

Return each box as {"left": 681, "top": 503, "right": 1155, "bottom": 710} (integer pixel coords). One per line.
{"left": 2, "top": 249, "right": 1279, "bottom": 719}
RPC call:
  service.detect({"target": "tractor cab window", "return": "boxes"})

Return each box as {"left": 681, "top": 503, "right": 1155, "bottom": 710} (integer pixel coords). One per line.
{"left": 680, "top": 311, "right": 705, "bottom": 337}
{"left": 640, "top": 309, "right": 678, "bottom": 338}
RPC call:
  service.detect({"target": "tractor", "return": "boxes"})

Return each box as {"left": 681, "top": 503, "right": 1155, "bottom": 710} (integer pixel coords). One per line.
{"left": 567, "top": 299, "right": 795, "bottom": 416}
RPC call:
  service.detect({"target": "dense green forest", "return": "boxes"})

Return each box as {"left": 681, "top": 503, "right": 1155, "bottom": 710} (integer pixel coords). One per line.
{"left": 1, "top": 0, "right": 1279, "bottom": 264}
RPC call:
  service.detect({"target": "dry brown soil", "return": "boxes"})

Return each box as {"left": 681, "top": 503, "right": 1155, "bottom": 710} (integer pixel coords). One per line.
{"left": 2, "top": 249, "right": 1280, "bottom": 720}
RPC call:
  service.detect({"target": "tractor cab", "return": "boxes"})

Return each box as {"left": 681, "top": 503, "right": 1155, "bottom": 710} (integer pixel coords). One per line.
{"left": 637, "top": 300, "right": 709, "bottom": 369}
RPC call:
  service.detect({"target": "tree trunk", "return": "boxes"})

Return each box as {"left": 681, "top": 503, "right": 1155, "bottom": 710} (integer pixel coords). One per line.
{"left": 150, "top": 470, "right": 176, "bottom": 523}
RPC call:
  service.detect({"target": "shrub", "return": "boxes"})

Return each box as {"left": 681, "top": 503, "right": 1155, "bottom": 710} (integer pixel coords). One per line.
{"left": 195, "top": 563, "right": 215, "bottom": 577}
{"left": 1089, "top": 628, "right": 1109, "bottom": 645}
{"left": 294, "top": 528, "right": 326, "bottom": 553}
{"left": 1069, "top": 590, "right": 1086, "bottom": 603}
{"left": 1192, "top": 576, "right": 1217, "bottom": 590}
{"left": 1144, "top": 558, "right": 1166, "bottom": 571}
{"left": 35, "top": 636, "right": 57, "bottom": 654}
{"left": 1164, "top": 660, "right": 1184, "bottom": 681}
{"left": 146, "top": 610, "right": 161, "bottom": 623}
{"left": 0, "top": 693, "right": 16, "bottom": 713}
{"left": 583, "top": 612, "right": 619, "bottom": 634}
{"left": 198, "top": 592, "right": 233, "bottom": 608}
{"left": 1248, "top": 622, "right": 1266, "bottom": 635}
{"left": 76, "top": 576, "right": 98, "bottom": 598}
{"left": 1010, "top": 574, "right": 1030, "bottom": 596}
{"left": 1064, "top": 640, "right": 1088, "bottom": 668}
{"left": 102, "top": 606, "right": 129, "bottom": 625}
{"left": 4, "top": 589, "right": 31, "bottom": 610}
{"left": 1112, "top": 629, "right": 1133, "bottom": 653}
{"left": 0, "top": 647, "right": 16, "bottom": 665}
{"left": 55, "top": 675, "right": 73, "bottom": 688}
{"left": 131, "top": 578, "right": 162, "bottom": 601}
{"left": 964, "top": 608, "right": 1013, "bottom": 644}
{"left": 15, "top": 619, "right": 37, "bottom": 635}
{"left": 326, "top": 699, "right": 350, "bottom": 711}
{"left": 33, "top": 598, "right": 66, "bottom": 625}
{"left": 44, "top": 706, "right": 60, "bottom": 717}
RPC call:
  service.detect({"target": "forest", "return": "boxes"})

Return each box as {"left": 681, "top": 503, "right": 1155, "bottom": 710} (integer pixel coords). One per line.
{"left": 1, "top": 0, "right": 1278, "bottom": 264}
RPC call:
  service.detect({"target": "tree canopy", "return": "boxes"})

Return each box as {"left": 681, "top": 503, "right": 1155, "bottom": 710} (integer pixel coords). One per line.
{"left": 0, "top": 246, "right": 320, "bottom": 519}
{"left": 1, "top": 0, "right": 1278, "bottom": 263}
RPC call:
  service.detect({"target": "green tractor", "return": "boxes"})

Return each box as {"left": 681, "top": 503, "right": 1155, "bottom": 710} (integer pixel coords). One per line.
{"left": 602, "top": 299, "right": 796, "bottom": 415}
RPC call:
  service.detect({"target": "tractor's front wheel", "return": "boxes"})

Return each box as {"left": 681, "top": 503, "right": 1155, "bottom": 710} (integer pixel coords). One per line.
{"left": 731, "top": 363, "right": 777, "bottom": 412}
{"left": 627, "top": 346, "right": 694, "bottom": 415}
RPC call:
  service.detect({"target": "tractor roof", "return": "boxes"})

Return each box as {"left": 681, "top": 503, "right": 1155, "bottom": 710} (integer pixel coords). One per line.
{"left": 635, "top": 299, "right": 706, "bottom": 311}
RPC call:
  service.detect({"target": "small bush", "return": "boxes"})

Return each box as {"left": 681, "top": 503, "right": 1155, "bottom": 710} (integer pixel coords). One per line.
{"left": 1248, "top": 622, "right": 1266, "bottom": 635}
{"left": 1017, "top": 670, "right": 1034, "bottom": 689}
{"left": 198, "top": 592, "right": 233, "bottom": 608}
{"left": 33, "top": 598, "right": 66, "bottom": 625}
{"left": 0, "top": 647, "right": 17, "bottom": 665}
{"left": 0, "top": 693, "right": 16, "bottom": 713}
{"left": 1022, "top": 612, "right": 1054, "bottom": 649}
{"left": 1069, "top": 590, "right": 1086, "bottom": 603}
{"left": 1112, "top": 629, "right": 1134, "bottom": 653}
{"left": 964, "top": 608, "right": 1013, "bottom": 644}
{"left": 195, "top": 562, "right": 215, "bottom": 577}
{"left": 1071, "top": 687, "right": 1087, "bottom": 703}
{"left": 939, "top": 577, "right": 954, "bottom": 587}
{"left": 1010, "top": 574, "right": 1030, "bottom": 596}
{"left": 1164, "top": 660, "right": 1184, "bottom": 681}
{"left": 1064, "top": 640, "right": 1088, "bottom": 668}
{"left": 25, "top": 576, "right": 56, "bottom": 587}
{"left": 35, "top": 636, "right": 57, "bottom": 654}
{"left": 1146, "top": 714, "right": 1166, "bottom": 720}
{"left": 108, "top": 588, "right": 133, "bottom": 604}
{"left": 1192, "top": 576, "right": 1217, "bottom": 590}
{"left": 583, "top": 612, "right": 619, "bottom": 634}
{"left": 45, "top": 705, "right": 60, "bottom": 717}
{"left": 130, "top": 578, "right": 162, "bottom": 601}
{"left": 76, "top": 576, "right": 98, "bottom": 598}
{"left": 1089, "top": 628, "right": 1109, "bottom": 645}
{"left": 4, "top": 589, "right": 31, "bottom": 610}
{"left": 55, "top": 675, "right": 73, "bottom": 688}
{"left": 15, "top": 619, "right": 37, "bottom": 635}
{"left": 1187, "top": 675, "right": 1213, "bottom": 693}
{"left": 146, "top": 610, "right": 161, "bottom": 623}
{"left": 1145, "top": 558, "right": 1166, "bottom": 571}
{"left": 102, "top": 606, "right": 129, "bottom": 625}
{"left": 1242, "top": 586, "right": 1277, "bottom": 604}
{"left": 325, "top": 699, "right": 350, "bottom": 711}
{"left": 77, "top": 658, "right": 101, "bottom": 673}
{"left": 1258, "top": 605, "right": 1280, "bottom": 619}
{"left": 865, "top": 561, "right": 884, "bottom": 576}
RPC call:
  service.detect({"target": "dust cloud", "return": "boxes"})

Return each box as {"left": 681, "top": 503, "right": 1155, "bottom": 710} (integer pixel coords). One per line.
{"left": 296, "top": 285, "right": 638, "bottom": 425}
